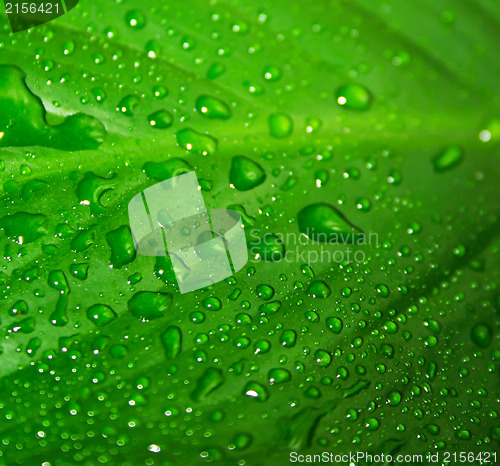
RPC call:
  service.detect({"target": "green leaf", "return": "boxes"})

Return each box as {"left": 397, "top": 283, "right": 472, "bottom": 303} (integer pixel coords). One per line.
{"left": 0, "top": 0, "right": 499, "bottom": 464}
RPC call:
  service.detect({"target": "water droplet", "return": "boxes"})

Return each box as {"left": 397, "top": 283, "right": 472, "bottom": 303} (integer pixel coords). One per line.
{"left": 109, "top": 344, "right": 128, "bottom": 359}
{"left": 125, "top": 10, "right": 146, "bottom": 29}
{"left": 69, "top": 263, "right": 88, "bottom": 280}
{"left": 479, "top": 118, "right": 500, "bottom": 142}
{"left": 314, "top": 349, "right": 332, "bottom": 367}
{"left": 145, "top": 40, "right": 161, "bottom": 59}
{"left": 243, "top": 382, "right": 269, "bottom": 401}
{"left": 48, "top": 270, "right": 69, "bottom": 294}
{"left": 455, "top": 429, "right": 471, "bottom": 440}
{"left": 8, "top": 317, "right": 35, "bottom": 334}
{"left": 336, "top": 83, "right": 372, "bottom": 110}
{"left": 180, "top": 36, "right": 196, "bottom": 50}
{"left": 356, "top": 197, "right": 372, "bottom": 212}
{"left": 1, "top": 65, "right": 107, "bottom": 149}
{"left": 249, "top": 233, "right": 285, "bottom": 261}
{"left": 432, "top": 145, "right": 464, "bottom": 172}
{"left": 92, "top": 87, "right": 106, "bottom": 103}
{"left": 307, "top": 280, "right": 331, "bottom": 298}
{"left": 280, "top": 176, "right": 298, "bottom": 191}
{"left": 232, "top": 20, "right": 249, "bottom": 34}
{"left": 48, "top": 270, "right": 70, "bottom": 326}
{"left": 207, "top": 63, "right": 226, "bottom": 79}
{"left": 26, "top": 337, "right": 41, "bottom": 356}
{"left": 382, "top": 168, "right": 399, "bottom": 186}
{"left": 62, "top": 40, "right": 75, "bottom": 55}
{"left": 191, "top": 368, "right": 225, "bottom": 402}
{"left": 383, "top": 320, "right": 397, "bottom": 334}
{"left": 230, "top": 156, "right": 266, "bottom": 191}
{"left": 143, "top": 157, "right": 193, "bottom": 180}
{"left": 269, "top": 113, "right": 293, "bottom": 138}
{"left": 268, "top": 368, "right": 291, "bottom": 384}
{"left": 70, "top": 230, "right": 94, "bottom": 252}
{"left": 263, "top": 65, "right": 281, "bottom": 81}
{"left": 280, "top": 329, "right": 297, "bottom": 347}
{"left": 117, "top": 95, "right": 140, "bottom": 116}
{"left": 76, "top": 172, "right": 116, "bottom": 213}
{"left": 128, "top": 292, "right": 173, "bottom": 321}
{"left": 161, "top": 326, "right": 182, "bottom": 358}
{"left": 407, "top": 221, "right": 421, "bottom": 235}
{"left": 106, "top": 225, "right": 136, "bottom": 268}
{"left": 176, "top": 128, "right": 217, "bottom": 155}
{"left": 254, "top": 339, "right": 271, "bottom": 354}
{"left": 203, "top": 297, "right": 222, "bottom": 310}
{"left": 196, "top": 95, "right": 231, "bottom": 119}
{"left": 256, "top": 284, "right": 274, "bottom": 300}
{"left": 153, "top": 85, "right": 168, "bottom": 98}
{"left": 326, "top": 316, "right": 343, "bottom": 334}
{"left": 380, "top": 343, "right": 395, "bottom": 358}
{"left": 87, "top": 304, "right": 117, "bottom": 326}
{"left": 304, "top": 386, "right": 322, "bottom": 399}
{"left": 426, "top": 424, "right": 441, "bottom": 435}
{"left": 470, "top": 323, "right": 492, "bottom": 348}
{"left": 190, "top": 311, "right": 205, "bottom": 323}
{"left": 148, "top": 110, "right": 173, "bottom": 129}
{"left": 364, "top": 418, "right": 380, "bottom": 431}
{"left": 387, "top": 390, "right": 402, "bottom": 406}
{"left": 376, "top": 284, "right": 390, "bottom": 298}
{"left": 258, "top": 301, "right": 282, "bottom": 315}
{"left": 92, "top": 53, "right": 105, "bottom": 65}
{"left": 42, "top": 59, "right": 54, "bottom": 72}
{"left": 0, "top": 212, "right": 47, "bottom": 243}
{"left": 298, "top": 203, "right": 361, "bottom": 241}
{"left": 9, "top": 300, "right": 28, "bottom": 316}
{"left": 230, "top": 433, "right": 252, "bottom": 450}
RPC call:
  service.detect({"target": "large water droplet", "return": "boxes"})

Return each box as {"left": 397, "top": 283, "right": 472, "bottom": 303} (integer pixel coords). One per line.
{"left": 148, "top": 110, "right": 173, "bottom": 129}
{"left": 470, "top": 323, "right": 492, "bottom": 348}
{"left": 87, "top": 304, "right": 117, "bottom": 326}
{"left": 125, "top": 9, "right": 147, "bottom": 29}
{"left": 268, "top": 368, "right": 291, "bottom": 384}
{"left": 230, "top": 156, "right": 266, "bottom": 191}
{"left": 0, "top": 66, "right": 106, "bottom": 150}
{"left": 191, "top": 368, "right": 225, "bottom": 402}
{"left": 298, "top": 203, "right": 361, "bottom": 242}
{"left": 196, "top": 95, "right": 231, "bottom": 119}
{"left": 280, "top": 329, "right": 297, "bottom": 347}
{"left": 128, "top": 292, "right": 173, "bottom": 321}
{"left": 143, "top": 158, "right": 193, "bottom": 180}
{"left": 161, "top": 326, "right": 182, "bottom": 358}
{"left": 326, "top": 316, "right": 343, "bottom": 334}
{"left": 269, "top": 113, "right": 293, "bottom": 138}
{"left": 336, "top": 83, "right": 372, "bottom": 110}
{"left": 432, "top": 145, "right": 464, "bottom": 172}
{"left": 243, "top": 382, "right": 269, "bottom": 401}
{"left": 307, "top": 280, "right": 331, "bottom": 298}
{"left": 176, "top": 128, "right": 217, "bottom": 155}
{"left": 105, "top": 225, "right": 136, "bottom": 269}
{"left": 0, "top": 212, "right": 47, "bottom": 244}
{"left": 117, "top": 95, "right": 140, "bottom": 116}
